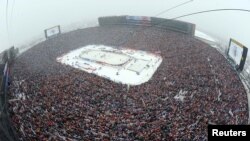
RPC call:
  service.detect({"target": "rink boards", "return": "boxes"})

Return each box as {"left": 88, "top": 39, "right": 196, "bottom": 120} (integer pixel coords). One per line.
{"left": 57, "top": 45, "right": 162, "bottom": 85}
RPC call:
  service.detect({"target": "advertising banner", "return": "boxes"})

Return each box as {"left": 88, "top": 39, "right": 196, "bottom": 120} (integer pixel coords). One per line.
{"left": 126, "top": 16, "right": 151, "bottom": 26}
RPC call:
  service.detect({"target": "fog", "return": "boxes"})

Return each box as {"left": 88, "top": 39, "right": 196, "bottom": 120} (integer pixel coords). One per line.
{"left": 0, "top": 0, "right": 250, "bottom": 53}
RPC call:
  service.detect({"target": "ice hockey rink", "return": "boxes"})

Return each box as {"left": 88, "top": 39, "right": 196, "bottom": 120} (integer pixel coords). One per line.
{"left": 57, "top": 45, "right": 162, "bottom": 85}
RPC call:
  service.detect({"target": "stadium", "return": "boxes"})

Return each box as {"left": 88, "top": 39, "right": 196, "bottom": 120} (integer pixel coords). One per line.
{"left": 1, "top": 1, "right": 250, "bottom": 141}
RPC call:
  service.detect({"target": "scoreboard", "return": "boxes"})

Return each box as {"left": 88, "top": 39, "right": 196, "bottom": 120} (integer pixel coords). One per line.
{"left": 228, "top": 38, "right": 248, "bottom": 71}
{"left": 44, "top": 25, "right": 61, "bottom": 39}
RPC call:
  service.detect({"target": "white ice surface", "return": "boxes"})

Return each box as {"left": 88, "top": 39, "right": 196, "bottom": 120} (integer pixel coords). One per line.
{"left": 128, "top": 59, "right": 149, "bottom": 73}
{"left": 80, "top": 50, "right": 130, "bottom": 65}
{"left": 57, "top": 45, "right": 162, "bottom": 85}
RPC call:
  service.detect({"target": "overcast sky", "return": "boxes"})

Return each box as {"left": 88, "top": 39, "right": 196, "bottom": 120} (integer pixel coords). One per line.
{"left": 0, "top": 0, "right": 250, "bottom": 53}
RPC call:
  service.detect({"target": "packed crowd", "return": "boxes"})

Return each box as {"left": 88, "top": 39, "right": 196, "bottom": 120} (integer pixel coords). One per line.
{"left": 8, "top": 26, "right": 248, "bottom": 140}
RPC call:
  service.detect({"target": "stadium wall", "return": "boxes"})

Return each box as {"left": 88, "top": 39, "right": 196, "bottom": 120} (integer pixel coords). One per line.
{"left": 0, "top": 63, "right": 18, "bottom": 141}
{"left": 0, "top": 47, "right": 19, "bottom": 140}
{"left": 98, "top": 16, "right": 196, "bottom": 36}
